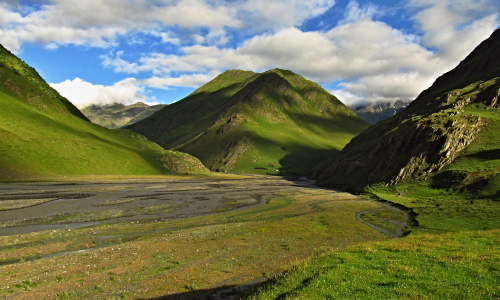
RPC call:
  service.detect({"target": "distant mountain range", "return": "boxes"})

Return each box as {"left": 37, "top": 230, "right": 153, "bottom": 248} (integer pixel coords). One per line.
{"left": 350, "top": 100, "right": 411, "bottom": 125}
{"left": 0, "top": 44, "right": 208, "bottom": 178}
{"left": 313, "top": 28, "right": 500, "bottom": 197}
{"left": 83, "top": 99, "right": 409, "bottom": 129}
{"left": 128, "top": 69, "right": 369, "bottom": 175}
{"left": 81, "top": 102, "right": 167, "bottom": 129}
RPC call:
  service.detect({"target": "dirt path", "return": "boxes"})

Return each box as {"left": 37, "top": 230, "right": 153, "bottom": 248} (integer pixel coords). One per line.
{"left": 356, "top": 201, "right": 409, "bottom": 238}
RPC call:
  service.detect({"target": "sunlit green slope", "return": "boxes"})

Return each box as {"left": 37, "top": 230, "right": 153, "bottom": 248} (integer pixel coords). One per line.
{"left": 0, "top": 44, "right": 208, "bottom": 178}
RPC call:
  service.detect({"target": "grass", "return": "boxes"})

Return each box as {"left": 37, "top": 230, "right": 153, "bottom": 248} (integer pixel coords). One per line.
{"left": 241, "top": 229, "right": 500, "bottom": 300}
{"left": 242, "top": 175, "right": 500, "bottom": 299}
{"left": 0, "top": 179, "right": 402, "bottom": 299}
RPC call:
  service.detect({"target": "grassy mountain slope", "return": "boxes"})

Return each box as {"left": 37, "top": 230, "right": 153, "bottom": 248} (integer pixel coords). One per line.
{"left": 0, "top": 44, "right": 208, "bottom": 178}
{"left": 128, "top": 69, "right": 368, "bottom": 175}
{"left": 81, "top": 102, "right": 167, "bottom": 129}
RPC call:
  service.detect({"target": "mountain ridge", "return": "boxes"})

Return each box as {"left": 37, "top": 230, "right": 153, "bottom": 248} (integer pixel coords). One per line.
{"left": 81, "top": 102, "right": 167, "bottom": 129}
{"left": 350, "top": 100, "right": 411, "bottom": 124}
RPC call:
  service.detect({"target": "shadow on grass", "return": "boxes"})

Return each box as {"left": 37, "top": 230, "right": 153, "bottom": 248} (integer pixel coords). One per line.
{"left": 430, "top": 170, "right": 469, "bottom": 189}
{"left": 139, "top": 283, "right": 248, "bottom": 300}
{"left": 279, "top": 148, "right": 339, "bottom": 176}
{"left": 466, "top": 149, "right": 500, "bottom": 160}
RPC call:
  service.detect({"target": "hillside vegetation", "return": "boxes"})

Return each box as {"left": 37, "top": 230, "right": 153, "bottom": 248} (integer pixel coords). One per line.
{"left": 313, "top": 28, "right": 500, "bottom": 195}
{"left": 81, "top": 102, "right": 166, "bottom": 129}
{"left": 128, "top": 69, "right": 368, "bottom": 175}
{"left": 0, "top": 44, "right": 208, "bottom": 179}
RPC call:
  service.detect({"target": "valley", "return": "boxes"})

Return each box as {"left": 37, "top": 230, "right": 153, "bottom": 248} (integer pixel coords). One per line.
{"left": 0, "top": 12, "right": 499, "bottom": 299}
{"left": 0, "top": 175, "right": 406, "bottom": 299}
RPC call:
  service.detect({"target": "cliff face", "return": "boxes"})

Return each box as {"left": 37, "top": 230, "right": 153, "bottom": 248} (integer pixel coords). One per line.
{"left": 312, "top": 29, "right": 500, "bottom": 192}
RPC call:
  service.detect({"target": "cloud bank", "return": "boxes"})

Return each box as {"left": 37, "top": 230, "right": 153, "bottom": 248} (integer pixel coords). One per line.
{"left": 49, "top": 78, "right": 148, "bottom": 108}
{"left": 2, "top": 0, "right": 499, "bottom": 106}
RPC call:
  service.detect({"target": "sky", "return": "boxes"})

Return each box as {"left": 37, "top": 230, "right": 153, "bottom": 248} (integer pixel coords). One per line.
{"left": 1, "top": 0, "right": 499, "bottom": 108}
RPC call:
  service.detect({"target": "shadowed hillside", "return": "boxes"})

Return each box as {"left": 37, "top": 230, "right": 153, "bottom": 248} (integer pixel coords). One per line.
{"left": 313, "top": 28, "right": 500, "bottom": 194}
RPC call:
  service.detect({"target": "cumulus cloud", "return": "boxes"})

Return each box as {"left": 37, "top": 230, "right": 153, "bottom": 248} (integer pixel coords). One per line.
{"left": 409, "top": 0, "right": 499, "bottom": 61}
{"left": 341, "top": 0, "right": 386, "bottom": 24}
{"left": 100, "top": 20, "right": 450, "bottom": 103}
{"left": 0, "top": 0, "right": 336, "bottom": 52}
{"left": 237, "top": 0, "right": 335, "bottom": 30}
{"left": 3, "top": 0, "right": 500, "bottom": 106}
{"left": 49, "top": 73, "right": 221, "bottom": 107}
{"left": 50, "top": 77, "right": 148, "bottom": 108}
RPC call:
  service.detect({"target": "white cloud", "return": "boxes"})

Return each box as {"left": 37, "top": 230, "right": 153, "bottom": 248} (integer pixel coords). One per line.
{"left": 49, "top": 73, "right": 223, "bottom": 107}
{"left": 0, "top": 0, "right": 336, "bottom": 52}
{"left": 100, "top": 20, "right": 450, "bottom": 105}
{"left": 340, "top": 72, "right": 436, "bottom": 103}
{"left": 50, "top": 77, "right": 148, "bottom": 108}
{"left": 140, "top": 71, "right": 221, "bottom": 89}
{"left": 0, "top": 3, "right": 23, "bottom": 24}
{"left": 409, "top": 0, "right": 499, "bottom": 61}
{"left": 341, "top": 0, "right": 386, "bottom": 24}
{"left": 238, "top": 0, "right": 335, "bottom": 30}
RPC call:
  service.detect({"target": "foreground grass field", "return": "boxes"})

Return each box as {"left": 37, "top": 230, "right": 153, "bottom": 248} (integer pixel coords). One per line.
{"left": 242, "top": 229, "right": 500, "bottom": 299}
{"left": 0, "top": 175, "right": 403, "bottom": 299}
{"left": 242, "top": 179, "right": 500, "bottom": 299}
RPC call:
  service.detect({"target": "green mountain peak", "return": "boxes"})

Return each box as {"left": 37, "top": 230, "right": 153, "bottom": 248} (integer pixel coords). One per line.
{"left": 128, "top": 68, "right": 368, "bottom": 175}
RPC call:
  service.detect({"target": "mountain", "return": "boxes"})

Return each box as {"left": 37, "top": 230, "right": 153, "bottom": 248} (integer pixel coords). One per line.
{"left": 350, "top": 100, "right": 411, "bottom": 124}
{"left": 128, "top": 69, "right": 369, "bottom": 175}
{"left": 81, "top": 102, "right": 167, "bottom": 129}
{"left": 0, "top": 44, "right": 208, "bottom": 178}
{"left": 312, "top": 28, "right": 500, "bottom": 194}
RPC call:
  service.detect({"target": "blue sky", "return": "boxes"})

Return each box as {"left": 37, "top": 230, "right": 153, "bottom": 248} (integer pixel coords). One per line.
{"left": 1, "top": 0, "right": 499, "bottom": 108}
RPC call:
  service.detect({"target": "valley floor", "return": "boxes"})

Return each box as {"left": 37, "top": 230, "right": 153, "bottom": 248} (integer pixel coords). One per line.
{"left": 0, "top": 175, "right": 405, "bottom": 299}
